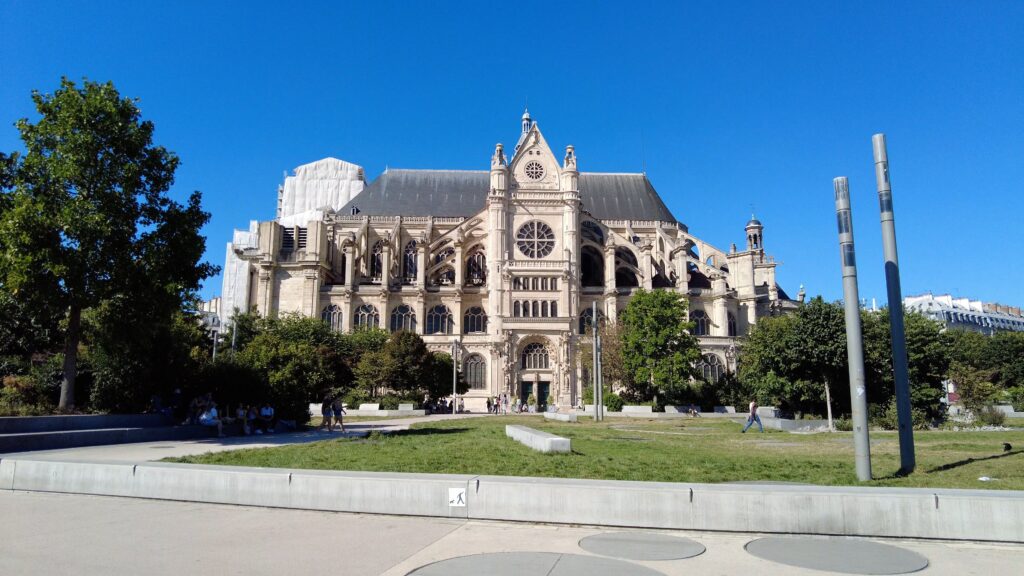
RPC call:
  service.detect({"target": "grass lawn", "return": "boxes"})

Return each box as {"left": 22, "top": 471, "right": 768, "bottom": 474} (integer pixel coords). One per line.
{"left": 166, "top": 416, "right": 1024, "bottom": 490}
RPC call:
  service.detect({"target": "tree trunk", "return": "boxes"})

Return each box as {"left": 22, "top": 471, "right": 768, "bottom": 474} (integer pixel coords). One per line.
{"left": 59, "top": 304, "right": 81, "bottom": 411}
{"left": 824, "top": 378, "right": 834, "bottom": 432}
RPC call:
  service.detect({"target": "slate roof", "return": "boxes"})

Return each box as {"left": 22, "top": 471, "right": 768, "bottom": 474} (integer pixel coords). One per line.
{"left": 338, "top": 169, "right": 678, "bottom": 223}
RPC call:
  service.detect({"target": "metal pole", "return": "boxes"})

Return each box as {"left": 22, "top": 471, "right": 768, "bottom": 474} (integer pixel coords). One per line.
{"left": 451, "top": 339, "right": 458, "bottom": 414}
{"left": 231, "top": 318, "right": 238, "bottom": 351}
{"left": 212, "top": 329, "right": 218, "bottom": 361}
{"left": 592, "top": 301, "right": 601, "bottom": 422}
{"left": 834, "top": 177, "right": 872, "bottom": 481}
{"left": 873, "top": 134, "right": 916, "bottom": 474}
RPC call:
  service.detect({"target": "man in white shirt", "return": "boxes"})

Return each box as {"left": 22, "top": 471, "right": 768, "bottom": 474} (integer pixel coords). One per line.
{"left": 258, "top": 403, "right": 275, "bottom": 433}
{"left": 742, "top": 400, "right": 764, "bottom": 433}
{"left": 199, "top": 402, "right": 226, "bottom": 437}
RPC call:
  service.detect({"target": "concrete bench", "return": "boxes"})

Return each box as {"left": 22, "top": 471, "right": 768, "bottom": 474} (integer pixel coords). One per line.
{"left": 622, "top": 405, "right": 653, "bottom": 414}
{"left": 505, "top": 425, "right": 571, "bottom": 454}
{"left": 756, "top": 406, "right": 780, "bottom": 418}
{"left": 358, "top": 403, "right": 381, "bottom": 412}
{"left": 398, "top": 404, "right": 415, "bottom": 411}
{"left": 714, "top": 406, "right": 736, "bottom": 414}
{"left": 665, "top": 405, "right": 700, "bottom": 414}
{"left": 543, "top": 412, "right": 577, "bottom": 423}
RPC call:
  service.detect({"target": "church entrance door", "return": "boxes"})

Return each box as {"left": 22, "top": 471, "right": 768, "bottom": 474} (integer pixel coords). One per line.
{"left": 519, "top": 381, "right": 532, "bottom": 410}
{"left": 537, "top": 382, "right": 550, "bottom": 411}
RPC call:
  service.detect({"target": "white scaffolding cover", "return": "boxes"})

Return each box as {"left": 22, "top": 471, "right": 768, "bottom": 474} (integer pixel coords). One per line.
{"left": 278, "top": 157, "right": 364, "bottom": 222}
{"left": 219, "top": 221, "right": 259, "bottom": 325}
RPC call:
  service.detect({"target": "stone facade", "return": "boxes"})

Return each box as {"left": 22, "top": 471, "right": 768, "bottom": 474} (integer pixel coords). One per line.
{"left": 226, "top": 113, "right": 797, "bottom": 410}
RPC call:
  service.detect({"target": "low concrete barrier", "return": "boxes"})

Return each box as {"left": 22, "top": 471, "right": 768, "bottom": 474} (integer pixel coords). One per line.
{"left": 0, "top": 414, "right": 173, "bottom": 434}
{"left": 398, "top": 404, "right": 415, "bottom": 411}
{"left": 307, "top": 404, "right": 425, "bottom": 418}
{"left": 622, "top": 405, "right": 653, "bottom": 414}
{"left": 505, "top": 425, "right": 570, "bottom": 454}
{"left": 543, "top": 412, "right": 577, "bottom": 423}
{"left": 2, "top": 458, "right": 1022, "bottom": 542}
{"left": 358, "top": 403, "right": 381, "bottom": 411}
{"left": 714, "top": 406, "right": 737, "bottom": 414}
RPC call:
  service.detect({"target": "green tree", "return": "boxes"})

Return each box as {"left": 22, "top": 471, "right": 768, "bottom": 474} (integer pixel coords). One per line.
{"left": 236, "top": 314, "right": 351, "bottom": 423}
{"left": 384, "top": 331, "right": 431, "bottom": 394}
{"left": 577, "top": 320, "right": 630, "bottom": 399}
{"left": 619, "top": 289, "right": 700, "bottom": 404}
{"left": 0, "top": 78, "right": 214, "bottom": 409}
{"left": 984, "top": 331, "right": 1024, "bottom": 390}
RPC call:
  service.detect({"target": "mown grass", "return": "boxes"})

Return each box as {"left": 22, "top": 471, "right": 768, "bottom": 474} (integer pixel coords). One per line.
{"left": 166, "top": 416, "right": 1024, "bottom": 490}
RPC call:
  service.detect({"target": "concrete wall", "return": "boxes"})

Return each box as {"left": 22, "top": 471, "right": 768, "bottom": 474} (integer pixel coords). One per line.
{"left": 0, "top": 414, "right": 173, "bottom": 434}
{"left": 2, "top": 458, "right": 1022, "bottom": 542}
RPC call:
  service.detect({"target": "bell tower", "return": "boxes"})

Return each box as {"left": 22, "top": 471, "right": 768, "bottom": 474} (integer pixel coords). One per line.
{"left": 745, "top": 216, "right": 764, "bottom": 252}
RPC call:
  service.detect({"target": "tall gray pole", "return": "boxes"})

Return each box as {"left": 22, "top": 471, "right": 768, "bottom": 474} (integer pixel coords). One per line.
{"left": 834, "top": 177, "right": 872, "bottom": 481}
{"left": 873, "top": 134, "right": 915, "bottom": 474}
{"left": 451, "top": 339, "right": 458, "bottom": 414}
{"left": 592, "top": 301, "right": 603, "bottom": 422}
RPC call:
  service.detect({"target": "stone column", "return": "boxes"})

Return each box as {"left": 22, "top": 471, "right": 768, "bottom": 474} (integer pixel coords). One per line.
{"left": 454, "top": 244, "right": 464, "bottom": 288}
{"left": 603, "top": 245, "right": 616, "bottom": 290}
{"left": 342, "top": 292, "right": 354, "bottom": 333}
{"left": 712, "top": 276, "right": 729, "bottom": 337}
{"left": 343, "top": 246, "right": 355, "bottom": 288}
{"left": 303, "top": 269, "right": 321, "bottom": 317}
{"left": 257, "top": 268, "right": 274, "bottom": 317}
{"left": 451, "top": 290, "right": 463, "bottom": 336}
{"left": 640, "top": 243, "right": 653, "bottom": 290}
{"left": 414, "top": 290, "right": 426, "bottom": 335}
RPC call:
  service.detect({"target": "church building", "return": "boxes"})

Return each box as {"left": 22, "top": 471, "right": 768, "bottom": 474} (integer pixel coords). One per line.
{"left": 220, "top": 112, "right": 798, "bottom": 410}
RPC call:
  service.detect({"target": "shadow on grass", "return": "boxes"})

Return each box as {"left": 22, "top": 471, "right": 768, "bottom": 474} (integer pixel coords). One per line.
{"left": 925, "top": 449, "right": 1023, "bottom": 474}
{"left": 385, "top": 427, "right": 470, "bottom": 437}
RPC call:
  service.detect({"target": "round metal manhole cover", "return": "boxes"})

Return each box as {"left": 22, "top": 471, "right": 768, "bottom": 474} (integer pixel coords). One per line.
{"left": 578, "top": 532, "right": 705, "bottom": 561}
{"left": 405, "top": 552, "right": 666, "bottom": 575}
{"left": 745, "top": 536, "right": 929, "bottom": 575}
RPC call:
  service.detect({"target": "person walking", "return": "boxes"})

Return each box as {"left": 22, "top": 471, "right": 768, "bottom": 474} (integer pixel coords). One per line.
{"left": 332, "top": 397, "right": 347, "bottom": 433}
{"left": 319, "top": 396, "right": 333, "bottom": 432}
{"left": 742, "top": 400, "right": 764, "bottom": 433}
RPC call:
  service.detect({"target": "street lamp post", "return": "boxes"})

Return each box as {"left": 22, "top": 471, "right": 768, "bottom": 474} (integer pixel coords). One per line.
{"left": 451, "top": 337, "right": 460, "bottom": 414}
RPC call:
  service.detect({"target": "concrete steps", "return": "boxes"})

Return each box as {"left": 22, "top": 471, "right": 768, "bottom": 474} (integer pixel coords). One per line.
{"left": 0, "top": 414, "right": 214, "bottom": 454}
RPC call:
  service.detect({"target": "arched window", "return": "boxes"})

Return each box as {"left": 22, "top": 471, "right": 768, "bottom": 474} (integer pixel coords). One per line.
{"left": 550, "top": 301, "right": 557, "bottom": 317}
{"left": 581, "top": 220, "right": 604, "bottom": 245}
{"left": 581, "top": 246, "right": 604, "bottom": 287}
{"left": 433, "top": 266, "right": 455, "bottom": 286}
{"left": 579, "top": 307, "right": 606, "bottom": 334}
{"left": 532, "top": 301, "right": 539, "bottom": 317}
{"left": 727, "top": 312, "right": 737, "bottom": 337}
{"left": 353, "top": 304, "right": 379, "bottom": 330}
{"left": 616, "top": 247, "right": 639, "bottom": 268}
{"left": 464, "top": 354, "right": 486, "bottom": 390}
{"left": 513, "top": 301, "right": 522, "bottom": 317}
{"left": 321, "top": 304, "right": 343, "bottom": 332}
{"left": 690, "top": 310, "right": 709, "bottom": 336}
{"left": 697, "top": 354, "right": 725, "bottom": 383}
{"left": 466, "top": 249, "right": 486, "bottom": 286}
{"left": 369, "top": 240, "right": 384, "bottom": 282}
{"left": 541, "top": 301, "right": 549, "bottom": 317}
{"left": 390, "top": 304, "right": 417, "bottom": 333}
{"left": 616, "top": 268, "right": 639, "bottom": 288}
{"left": 425, "top": 305, "right": 453, "bottom": 335}
{"left": 521, "top": 343, "right": 549, "bottom": 370}
{"left": 464, "top": 306, "right": 488, "bottom": 333}
{"left": 402, "top": 241, "right": 417, "bottom": 284}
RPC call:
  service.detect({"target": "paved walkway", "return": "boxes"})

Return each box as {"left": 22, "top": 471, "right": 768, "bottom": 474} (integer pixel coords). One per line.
{"left": 1, "top": 490, "right": 1021, "bottom": 576}
{"left": 0, "top": 412, "right": 492, "bottom": 462}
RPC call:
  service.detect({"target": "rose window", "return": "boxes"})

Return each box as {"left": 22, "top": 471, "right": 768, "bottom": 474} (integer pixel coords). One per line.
{"left": 516, "top": 221, "right": 555, "bottom": 259}
{"left": 524, "top": 161, "right": 545, "bottom": 180}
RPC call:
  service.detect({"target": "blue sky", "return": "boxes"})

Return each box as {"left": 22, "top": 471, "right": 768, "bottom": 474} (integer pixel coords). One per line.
{"left": 2, "top": 1, "right": 1022, "bottom": 306}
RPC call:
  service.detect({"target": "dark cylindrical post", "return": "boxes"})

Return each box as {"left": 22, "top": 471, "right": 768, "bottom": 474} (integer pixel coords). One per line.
{"left": 834, "top": 177, "right": 872, "bottom": 481}
{"left": 873, "top": 134, "right": 915, "bottom": 474}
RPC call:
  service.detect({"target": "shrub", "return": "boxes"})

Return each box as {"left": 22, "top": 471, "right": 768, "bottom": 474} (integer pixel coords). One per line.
{"left": 527, "top": 393, "right": 536, "bottom": 406}
{"left": 833, "top": 416, "right": 853, "bottom": 431}
{"left": 605, "top": 392, "right": 624, "bottom": 412}
{"left": 975, "top": 405, "right": 1006, "bottom": 426}
{"left": 1, "top": 374, "right": 56, "bottom": 415}
{"left": 1005, "top": 386, "right": 1024, "bottom": 412}
{"left": 870, "top": 399, "right": 932, "bottom": 431}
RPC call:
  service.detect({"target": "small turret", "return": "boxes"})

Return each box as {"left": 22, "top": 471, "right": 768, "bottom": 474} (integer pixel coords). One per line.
{"left": 521, "top": 108, "right": 532, "bottom": 134}
{"left": 745, "top": 215, "right": 763, "bottom": 251}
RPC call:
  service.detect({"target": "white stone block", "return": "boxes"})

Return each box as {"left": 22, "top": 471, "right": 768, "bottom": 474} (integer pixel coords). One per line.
{"left": 505, "top": 425, "right": 570, "bottom": 454}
